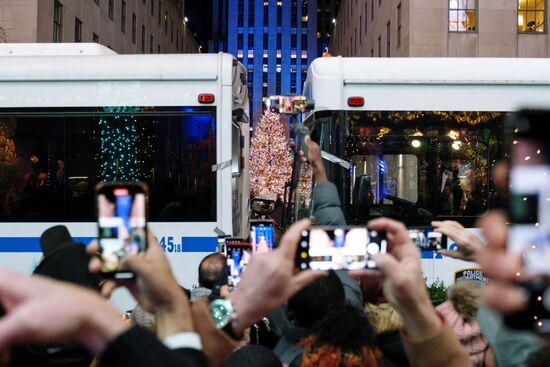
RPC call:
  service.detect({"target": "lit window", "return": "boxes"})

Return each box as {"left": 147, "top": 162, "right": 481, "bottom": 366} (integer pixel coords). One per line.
{"left": 518, "top": 0, "right": 545, "bottom": 32}
{"left": 449, "top": 0, "right": 476, "bottom": 32}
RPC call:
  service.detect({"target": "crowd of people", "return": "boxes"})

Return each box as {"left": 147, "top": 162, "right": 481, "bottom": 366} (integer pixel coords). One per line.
{"left": 0, "top": 136, "right": 547, "bottom": 367}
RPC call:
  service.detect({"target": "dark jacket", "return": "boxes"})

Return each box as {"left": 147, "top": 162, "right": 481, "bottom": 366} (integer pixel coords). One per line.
{"left": 99, "top": 326, "right": 207, "bottom": 367}
{"left": 313, "top": 182, "right": 346, "bottom": 226}
{"left": 377, "top": 331, "right": 411, "bottom": 367}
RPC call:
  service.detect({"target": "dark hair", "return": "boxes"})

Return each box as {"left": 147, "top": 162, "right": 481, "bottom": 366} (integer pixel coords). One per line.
{"left": 222, "top": 345, "right": 282, "bottom": 367}
{"left": 198, "top": 253, "right": 227, "bottom": 289}
{"left": 359, "top": 277, "right": 386, "bottom": 306}
{"left": 301, "top": 305, "right": 380, "bottom": 367}
{"left": 288, "top": 270, "right": 345, "bottom": 328}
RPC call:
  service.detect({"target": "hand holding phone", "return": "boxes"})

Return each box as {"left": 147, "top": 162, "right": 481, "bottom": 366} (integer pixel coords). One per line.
{"left": 296, "top": 227, "right": 387, "bottom": 271}
{"left": 295, "top": 124, "right": 310, "bottom": 159}
{"left": 96, "top": 182, "right": 148, "bottom": 278}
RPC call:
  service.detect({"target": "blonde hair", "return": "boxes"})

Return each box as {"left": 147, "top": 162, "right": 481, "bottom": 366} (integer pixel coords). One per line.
{"left": 364, "top": 303, "right": 403, "bottom": 335}
{"left": 448, "top": 281, "right": 482, "bottom": 323}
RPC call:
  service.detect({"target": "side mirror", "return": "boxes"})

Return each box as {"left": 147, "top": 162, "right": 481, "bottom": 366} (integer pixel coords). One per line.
{"left": 352, "top": 175, "right": 372, "bottom": 219}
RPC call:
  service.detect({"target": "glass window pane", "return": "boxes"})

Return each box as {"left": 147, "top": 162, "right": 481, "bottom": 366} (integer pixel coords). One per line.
{"left": 527, "top": 0, "right": 537, "bottom": 9}
{"left": 518, "top": 0, "right": 528, "bottom": 10}
{"left": 449, "top": 10, "right": 459, "bottom": 31}
{"left": 536, "top": 0, "right": 545, "bottom": 10}
{"left": 466, "top": 0, "right": 476, "bottom": 9}
{"left": 466, "top": 10, "right": 476, "bottom": 31}
{"left": 536, "top": 10, "right": 545, "bottom": 31}
{"left": 518, "top": 10, "right": 527, "bottom": 31}
{"left": 526, "top": 11, "right": 538, "bottom": 31}
{"left": 0, "top": 108, "right": 216, "bottom": 221}
{"left": 449, "top": 0, "right": 459, "bottom": 10}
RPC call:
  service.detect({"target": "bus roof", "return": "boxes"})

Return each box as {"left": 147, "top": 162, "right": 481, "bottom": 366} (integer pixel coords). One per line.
{"left": 303, "top": 57, "right": 550, "bottom": 117}
{"left": 0, "top": 44, "right": 234, "bottom": 85}
{"left": 0, "top": 43, "right": 118, "bottom": 56}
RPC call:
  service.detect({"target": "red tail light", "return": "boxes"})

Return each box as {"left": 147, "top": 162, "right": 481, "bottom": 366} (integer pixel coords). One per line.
{"left": 347, "top": 96, "right": 364, "bottom": 107}
{"left": 198, "top": 93, "right": 215, "bottom": 104}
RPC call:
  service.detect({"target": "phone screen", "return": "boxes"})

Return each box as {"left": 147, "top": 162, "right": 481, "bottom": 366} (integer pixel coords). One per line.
{"left": 97, "top": 183, "right": 147, "bottom": 277}
{"left": 507, "top": 112, "right": 550, "bottom": 275}
{"left": 296, "top": 227, "right": 387, "bottom": 271}
{"left": 226, "top": 239, "right": 252, "bottom": 289}
{"left": 408, "top": 228, "right": 447, "bottom": 251}
{"left": 251, "top": 221, "right": 274, "bottom": 253}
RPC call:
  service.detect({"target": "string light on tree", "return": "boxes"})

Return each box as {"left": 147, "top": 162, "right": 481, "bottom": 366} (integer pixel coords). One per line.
{"left": 99, "top": 107, "right": 140, "bottom": 181}
{"left": 249, "top": 111, "right": 293, "bottom": 200}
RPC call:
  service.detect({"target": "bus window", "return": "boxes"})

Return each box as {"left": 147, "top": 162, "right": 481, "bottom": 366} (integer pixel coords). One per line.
{"left": 320, "top": 110, "right": 505, "bottom": 226}
{"left": 0, "top": 107, "right": 216, "bottom": 222}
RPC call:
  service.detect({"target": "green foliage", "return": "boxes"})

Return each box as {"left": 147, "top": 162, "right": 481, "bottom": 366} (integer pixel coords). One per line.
{"left": 426, "top": 278, "right": 448, "bottom": 306}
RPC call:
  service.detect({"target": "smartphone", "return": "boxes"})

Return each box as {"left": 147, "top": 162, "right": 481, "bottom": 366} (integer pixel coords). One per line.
{"left": 251, "top": 220, "right": 275, "bottom": 253}
{"left": 96, "top": 182, "right": 148, "bottom": 278}
{"left": 296, "top": 227, "right": 387, "bottom": 271}
{"left": 226, "top": 239, "right": 252, "bottom": 289}
{"left": 217, "top": 236, "right": 228, "bottom": 254}
{"left": 408, "top": 228, "right": 447, "bottom": 251}
{"left": 506, "top": 110, "right": 550, "bottom": 275}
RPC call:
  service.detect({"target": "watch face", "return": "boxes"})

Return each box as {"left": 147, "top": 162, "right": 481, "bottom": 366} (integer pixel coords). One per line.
{"left": 210, "top": 301, "right": 231, "bottom": 329}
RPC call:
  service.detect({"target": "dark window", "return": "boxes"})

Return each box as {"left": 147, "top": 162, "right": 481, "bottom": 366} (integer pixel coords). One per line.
{"left": 277, "top": 3, "right": 282, "bottom": 27}
{"left": 108, "top": 0, "right": 114, "bottom": 20}
{"left": 158, "top": 44, "right": 161, "bottom": 53}
{"left": 132, "top": 14, "right": 136, "bottom": 43}
{"left": 150, "top": 35, "right": 154, "bottom": 53}
{"left": 0, "top": 108, "right": 217, "bottom": 221}
{"left": 141, "top": 25, "right": 146, "bottom": 53}
{"left": 151, "top": 0, "right": 154, "bottom": 16}
{"left": 264, "top": 2, "right": 268, "bottom": 25}
{"left": 517, "top": 0, "right": 544, "bottom": 32}
{"left": 249, "top": 2, "right": 255, "bottom": 26}
{"left": 371, "top": 0, "right": 374, "bottom": 20}
{"left": 365, "top": 2, "right": 368, "bottom": 32}
{"left": 449, "top": 0, "right": 477, "bottom": 32}
{"left": 165, "top": 11, "right": 168, "bottom": 34}
{"left": 238, "top": 35, "right": 243, "bottom": 49}
{"left": 397, "top": 3, "right": 401, "bottom": 48}
{"left": 171, "top": 21, "right": 174, "bottom": 43}
{"left": 121, "top": 1, "right": 126, "bottom": 33}
{"left": 74, "top": 17, "right": 82, "bottom": 42}
{"left": 263, "top": 32, "right": 268, "bottom": 48}
{"left": 377, "top": 35, "right": 381, "bottom": 57}
{"left": 360, "top": 17, "right": 362, "bottom": 44}
{"left": 238, "top": 0, "right": 244, "bottom": 28}
{"left": 386, "top": 21, "right": 390, "bottom": 56}
{"left": 277, "top": 34, "right": 281, "bottom": 49}
{"left": 93, "top": 32, "right": 99, "bottom": 43}
{"left": 158, "top": 0, "right": 162, "bottom": 25}
{"left": 301, "top": 33, "right": 307, "bottom": 48}
{"left": 248, "top": 33, "right": 254, "bottom": 49}
{"left": 53, "top": 1, "right": 63, "bottom": 43}
{"left": 291, "top": 33, "right": 297, "bottom": 48}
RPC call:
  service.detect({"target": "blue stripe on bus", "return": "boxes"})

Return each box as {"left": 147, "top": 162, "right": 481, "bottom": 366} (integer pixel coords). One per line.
{"left": 0, "top": 237, "right": 217, "bottom": 253}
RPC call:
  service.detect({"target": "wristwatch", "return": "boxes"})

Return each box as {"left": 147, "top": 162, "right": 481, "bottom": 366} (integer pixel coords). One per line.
{"left": 208, "top": 299, "right": 240, "bottom": 339}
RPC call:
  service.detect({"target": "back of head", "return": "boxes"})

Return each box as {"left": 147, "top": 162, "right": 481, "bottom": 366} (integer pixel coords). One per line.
{"left": 288, "top": 270, "right": 345, "bottom": 328}
{"left": 359, "top": 277, "right": 386, "bottom": 305}
{"left": 364, "top": 303, "right": 403, "bottom": 335}
{"left": 301, "top": 304, "right": 380, "bottom": 367}
{"left": 198, "top": 253, "right": 228, "bottom": 289}
{"left": 222, "top": 345, "right": 282, "bottom": 367}
{"left": 448, "top": 281, "right": 482, "bottom": 323}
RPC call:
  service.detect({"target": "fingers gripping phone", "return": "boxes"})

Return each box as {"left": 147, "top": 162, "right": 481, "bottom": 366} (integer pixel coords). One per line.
{"left": 296, "top": 227, "right": 387, "bottom": 271}
{"left": 294, "top": 124, "right": 310, "bottom": 158}
{"left": 96, "top": 182, "right": 148, "bottom": 278}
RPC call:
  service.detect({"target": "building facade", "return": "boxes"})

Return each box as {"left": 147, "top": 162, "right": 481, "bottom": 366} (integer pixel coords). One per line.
{"left": 331, "top": 0, "right": 550, "bottom": 58}
{"left": 0, "top": 0, "right": 199, "bottom": 54}
{"left": 211, "top": 0, "right": 319, "bottom": 123}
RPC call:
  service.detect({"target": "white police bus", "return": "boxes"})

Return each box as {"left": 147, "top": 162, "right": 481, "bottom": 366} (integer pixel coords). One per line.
{"left": 297, "top": 56, "right": 550, "bottom": 285}
{"left": 0, "top": 43, "right": 249, "bottom": 309}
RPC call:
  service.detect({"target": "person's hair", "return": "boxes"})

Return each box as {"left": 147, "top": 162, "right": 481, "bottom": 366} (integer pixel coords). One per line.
{"left": 448, "top": 281, "right": 482, "bottom": 323}
{"left": 301, "top": 304, "right": 380, "bottom": 367}
{"left": 198, "top": 253, "right": 227, "bottom": 289}
{"left": 222, "top": 345, "right": 282, "bottom": 367}
{"left": 364, "top": 303, "right": 403, "bottom": 335}
{"left": 359, "top": 277, "right": 386, "bottom": 305}
{"left": 287, "top": 270, "right": 345, "bottom": 328}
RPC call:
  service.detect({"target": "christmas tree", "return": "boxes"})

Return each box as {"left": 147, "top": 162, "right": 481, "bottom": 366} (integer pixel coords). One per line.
{"left": 249, "top": 111, "right": 294, "bottom": 200}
